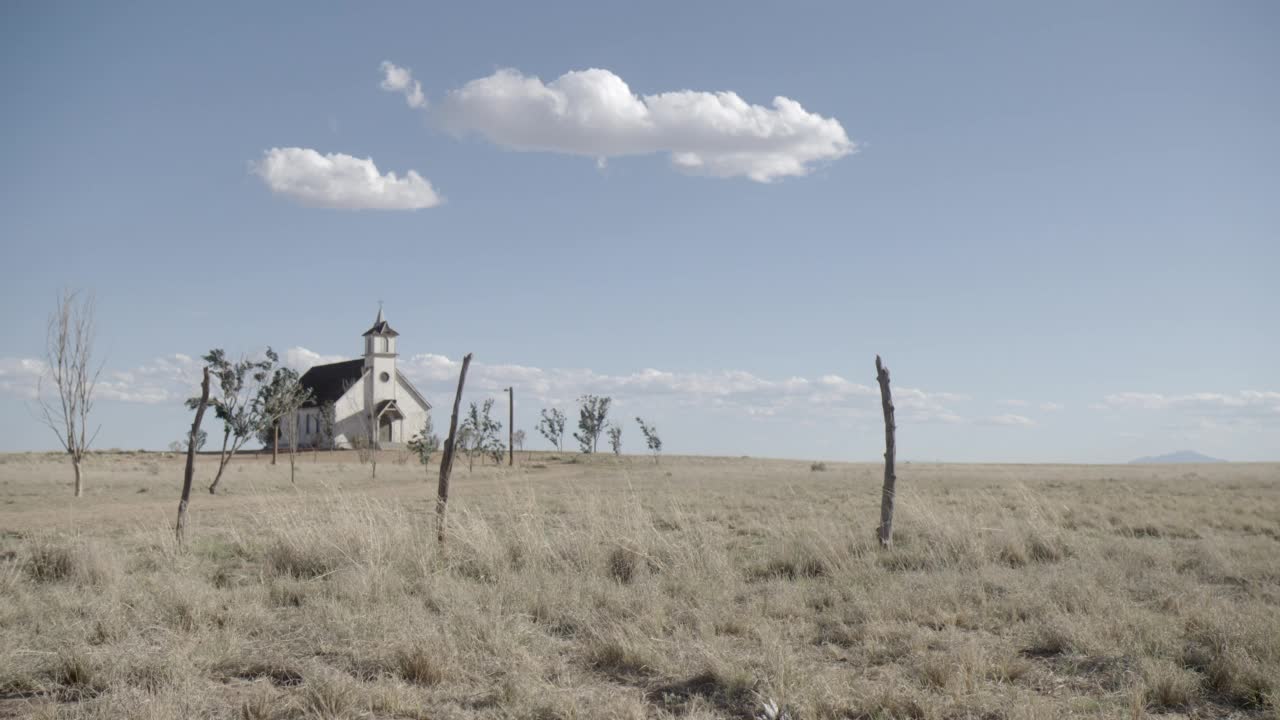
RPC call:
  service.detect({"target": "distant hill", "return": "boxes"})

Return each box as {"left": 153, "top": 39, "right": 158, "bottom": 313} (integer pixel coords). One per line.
{"left": 1130, "top": 450, "right": 1226, "bottom": 464}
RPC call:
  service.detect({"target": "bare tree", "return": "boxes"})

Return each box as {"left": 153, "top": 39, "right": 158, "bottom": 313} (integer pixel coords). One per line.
{"left": 875, "top": 355, "right": 897, "bottom": 549}
{"left": 538, "top": 408, "right": 566, "bottom": 452}
{"left": 573, "top": 395, "right": 611, "bottom": 454}
{"left": 607, "top": 423, "right": 623, "bottom": 456}
{"left": 351, "top": 413, "right": 378, "bottom": 478}
{"left": 36, "top": 290, "right": 102, "bottom": 497}
{"left": 279, "top": 409, "right": 307, "bottom": 484}
{"left": 513, "top": 429, "right": 526, "bottom": 459}
{"left": 314, "top": 400, "right": 335, "bottom": 463}
{"left": 636, "top": 417, "right": 662, "bottom": 464}
{"left": 177, "top": 367, "right": 211, "bottom": 544}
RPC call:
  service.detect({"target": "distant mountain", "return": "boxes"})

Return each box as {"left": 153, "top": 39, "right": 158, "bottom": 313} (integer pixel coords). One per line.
{"left": 1130, "top": 450, "right": 1227, "bottom": 464}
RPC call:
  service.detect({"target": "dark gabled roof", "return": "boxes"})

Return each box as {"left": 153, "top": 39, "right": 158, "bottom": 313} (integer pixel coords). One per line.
{"left": 362, "top": 307, "right": 399, "bottom": 337}
{"left": 299, "top": 359, "right": 364, "bottom": 407}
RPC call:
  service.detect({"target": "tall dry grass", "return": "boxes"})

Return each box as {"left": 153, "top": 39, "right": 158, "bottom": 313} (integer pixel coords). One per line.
{"left": 0, "top": 454, "right": 1276, "bottom": 718}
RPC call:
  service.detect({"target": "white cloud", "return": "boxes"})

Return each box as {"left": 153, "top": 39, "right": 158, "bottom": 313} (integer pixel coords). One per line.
{"left": 96, "top": 354, "right": 203, "bottom": 404}
{"left": 985, "top": 413, "right": 1036, "bottom": 427}
{"left": 391, "top": 353, "right": 970, "bottom": 423}
{"left": 0, "top": 354, "right": 204, "bottom": 406}
{"left": 435, "top": 67, "right": 854, "bottom": 182}
{"left": 253, "top": 147, "right": 441, "bottom": 210}
{"left": 285, "top": 347, "right": 346, "bottom": 372}
{"left": 1040, "top": 402, "right": 1064, "bottom": 412}
{"left": 379, "top": 61, "right": 426, "bottom": 109}
{"left": 0, "top": 357, "right": 46, "bottom": 399}
{"left": 1100, "top": 390, "right": 1280, "bottom": 426}
{"left": 999, "top": 399, "right": 1029, "bottom": 408}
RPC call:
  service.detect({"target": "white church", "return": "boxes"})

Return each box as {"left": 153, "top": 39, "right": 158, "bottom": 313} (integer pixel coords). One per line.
{"left": 291, "top": 308, "right": 431, "bottom": 449}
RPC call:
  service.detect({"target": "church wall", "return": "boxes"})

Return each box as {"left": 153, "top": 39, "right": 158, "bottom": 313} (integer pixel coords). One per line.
{"left": 396, "top": 374, "right": 430, "bottom": 442}
{"left": 332, "top": 372, "right": 370, "bottom": 448}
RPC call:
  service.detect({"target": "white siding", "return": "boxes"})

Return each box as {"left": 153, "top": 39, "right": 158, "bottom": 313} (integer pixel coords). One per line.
{"left": 333, "top": 372, "right": 370, "bottom": 448}
{"left": 396, "top": 373, "right": 428, "bottom": 442}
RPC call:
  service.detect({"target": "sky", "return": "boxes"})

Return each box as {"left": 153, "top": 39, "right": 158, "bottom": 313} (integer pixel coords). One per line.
{"left": 0, "top": 1, "right": 1277, "bottom": 463}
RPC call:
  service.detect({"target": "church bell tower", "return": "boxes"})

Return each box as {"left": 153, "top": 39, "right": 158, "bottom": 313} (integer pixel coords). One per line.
{"left": 362, "top": 306, "right": 401, "bottom": 443}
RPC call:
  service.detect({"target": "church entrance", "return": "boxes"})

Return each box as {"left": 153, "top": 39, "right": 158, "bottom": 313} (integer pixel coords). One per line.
{"left": 373, "top": 399, "right": 404, "bottom": 447}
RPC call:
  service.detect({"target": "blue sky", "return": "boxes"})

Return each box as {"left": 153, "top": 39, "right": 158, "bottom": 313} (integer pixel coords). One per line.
{"left": 1, "top": 1, "right": 1276, "bottom": 462}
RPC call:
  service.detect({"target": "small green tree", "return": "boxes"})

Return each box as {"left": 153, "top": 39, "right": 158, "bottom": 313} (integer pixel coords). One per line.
{"left": 188, "top": 348, "right": 276, "bottom": 494}
{"left": 257, "top": 366, "right": 312, "bottom": 465}
{"left": 636, "top": 417, "right": 662, "bottom": 464}
{"left": 169, "top": 430, "right": 207, "bottom": 453}
{"left": 460, "top": 399, "right": 504, "bottom": 471}
{"left": 607, "top": 423, "right": 622, "bottom": 456}
{"left": 573, "top": 395, "right": 611, "bottom": 454}
{"left": 407, "top": 414, "right": 440, "bottom": 480}
{"left": 537, "top": 408, "right": 566, "bottom": 451}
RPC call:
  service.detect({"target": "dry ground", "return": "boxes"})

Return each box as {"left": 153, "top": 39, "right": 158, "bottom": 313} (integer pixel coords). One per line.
{"left": 0, "top": 450, "right": 1277, "bottom": 719}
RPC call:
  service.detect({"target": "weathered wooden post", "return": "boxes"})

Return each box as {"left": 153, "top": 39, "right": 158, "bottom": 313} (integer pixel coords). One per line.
{"left": 177, "top": 367, "right": 211, "bottom": 545}
{"left": 875, "top": 355, "right": 897, "bottom": 549}
{"left": 436, "top": 353, "right": 472, "bottom": 545}
{"left": 506, "top": 386, "right": 514, "bottom": 466}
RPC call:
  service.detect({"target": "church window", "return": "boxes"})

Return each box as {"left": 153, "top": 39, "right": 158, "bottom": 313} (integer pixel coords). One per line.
{"left": 379, "top": 371, "right": 390, "bottom": 383}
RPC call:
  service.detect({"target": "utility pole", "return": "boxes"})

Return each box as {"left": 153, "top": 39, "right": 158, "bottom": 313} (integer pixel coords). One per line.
{"left": 504, "top": 387, "right": 514, "bottom": 465}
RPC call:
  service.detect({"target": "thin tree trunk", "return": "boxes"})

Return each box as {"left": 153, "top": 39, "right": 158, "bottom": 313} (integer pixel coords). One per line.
{"left": 210, "top": 430, "right": 231, "bottom": 494}
{"left": 508, "top": 388, "right": 514, "bottom": 466}
{"left": 73, "top": 458, "right": 83, "bottom": 497}
{"left": 178, "top": 368, "right": 211, "bottom": 544}
{"left": 272, "top": 423, "right": 278, "bottom": 465}
{"left": 437, "top": 353, "right": 472, "bottom": 545}
{"left": 875, "top": 355, "right": 897, "bottom": 549}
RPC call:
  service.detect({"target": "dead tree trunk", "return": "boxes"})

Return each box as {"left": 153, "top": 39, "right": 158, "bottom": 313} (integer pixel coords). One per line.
{"left": 436, "top": 353, "right": 472, "bottom": 545}
{"left": 177, "top": 367, "right": 211, "bottom": 544}
{"left": 271, "top": 423, "right": 278, "bottom": 465}
{"left": 875, "top": 355, "right": 897, "bottom": 549}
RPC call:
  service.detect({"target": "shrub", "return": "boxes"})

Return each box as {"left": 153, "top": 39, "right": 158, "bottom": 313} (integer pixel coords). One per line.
{"left": 395, "top": 648, "right": 445, "bottom": 686}
{"left": 23, "top": 539, "right": 119, "bottom": 586}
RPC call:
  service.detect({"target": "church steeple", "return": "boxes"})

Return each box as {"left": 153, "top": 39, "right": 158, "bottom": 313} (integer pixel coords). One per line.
{"left": 362, "top": 304, "right": 399, "bottom": 340}
{"left": 362, "top": 305, "right": 399, "bottom": 360}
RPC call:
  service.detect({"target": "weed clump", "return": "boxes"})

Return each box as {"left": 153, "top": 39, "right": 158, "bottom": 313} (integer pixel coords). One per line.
{"left": 22, "top": 539, "right": 119, "bottom": 586}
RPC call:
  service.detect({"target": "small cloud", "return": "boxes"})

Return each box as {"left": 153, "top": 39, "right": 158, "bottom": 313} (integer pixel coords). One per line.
{"left": 1100, "top": 390, "right": 1280, "bottom": 426}
{"left": 379, "top": 61, "right": 426, "bottom": 109}
{"left": 435, "top": 67, "right": 854, "bottom": 182}
{"left": 1040, "top": 402, "right": 1064, "bottom": 411}
{"left": 985, "top": 414, "right": 1036, "bottom": 427}
{"left": 999, "top": 399, "right": 1029, "bottom": 408}
{"left": 0, "top": 357, "right": 46, "bottom": 399}
{"left": 285, "top": 347, "right": 346, "bottom": 372}
{"left": 253, "top": 147, "right": 441, "bottom": 210}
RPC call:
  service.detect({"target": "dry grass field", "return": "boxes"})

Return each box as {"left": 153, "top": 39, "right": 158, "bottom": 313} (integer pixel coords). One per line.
{"left": 0, "top": 450, "right": 1277, "bottom": 719}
